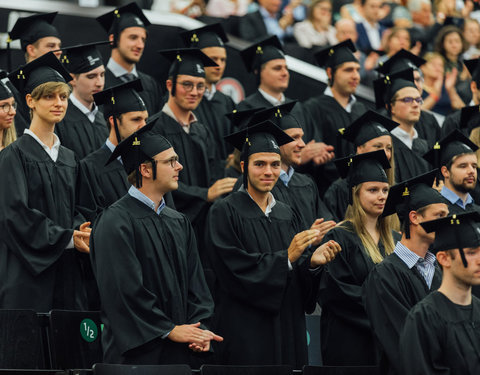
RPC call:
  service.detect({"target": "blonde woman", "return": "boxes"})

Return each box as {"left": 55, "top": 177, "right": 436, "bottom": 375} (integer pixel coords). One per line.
{"left": 0, "top": 52, "right": 91, "bottom": 312}
{"left": 318, "top": 150, "right": 399, "bottom": 366}
{"left": 0, "top": 79, "right": 16, "bottom": 151}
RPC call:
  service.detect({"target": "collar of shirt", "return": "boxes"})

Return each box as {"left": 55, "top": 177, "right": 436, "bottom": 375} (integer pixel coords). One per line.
{"left": 204, "top": 84, "right": 216, "bottom": 101}
{"left": 323, "top": 86, "right": 357, "bottom": 113}
{"left": 394, "top": 241, "right": 437, "bottom": 287}
{"left": 162, "top": 103, "right": 197, "bottom": 134}
{"left": 128, "top": 185, "right": 165, "bottom": 215}
{"left": 24, "top": 128, "right": 61, "bottom": 162}
{"left": 239, "top": 184, "right": 277, "bottom": 217}
{"left": 258, "top": 88, "right": 285, "bottom": 106}
{"left": 69, "top": 93, "right": 98, "bottom": 123}
{"left": 391, "top": 126, "right": 418, "bottom": 149}
{"left": 441, "top": 185, "right": 473, "bottom": 209}
{"left": 361, "top": 19, "right": 381, "bottom": 50}
{"left": 105, "top": 138, "right": 122, "bottom": 164}
{"left": 394, "top": 241, "right": 423, "bottom": 269}
{"left": 107, "top": 57, "right": 138, "bottom": 78}
{"left": 279, "top": 166, "right": 295, "bottom": 186}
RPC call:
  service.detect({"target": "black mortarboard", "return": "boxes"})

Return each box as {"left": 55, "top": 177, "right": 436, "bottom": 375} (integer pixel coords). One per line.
{"left": 225, "top": 108, "right": 261, "bottom": 130}
{"left": 383, "top": 170, "right": 446, "bottom": 238}
{"left": 8, "top": 52, "right": 72, "bottom": 95}
{"left": 314, "top": 39, "right": 358, "bottom": 69}
{"left": 376, "top": 49, "right": 426, "bottom": 76}
{"left": 58, "top": 41, "right": 110, "bottom": 74}
{"left": 96, "top": 2, "right": 150, "bottom": 47}
{"left": 340, "top": 110, "right": 398, "bottom": 147}
{"left": 247, "top": 101, "right": 301, "bottom": 131}
{"left": 335, "top": 150, "right": 391, "bottom": 204}
{"left": 421, "top": 211, "right": 480, "bottom": 267}
{"left": 0, "top": 71, "right": 13, "bottom": 101}
{"left": 240, "top": 36, "right": 285, "bottom": 73}
{"left": 9, "top": 12, "right": 60, "bottom": 52}
{"left": 459, "top": 105, "right": 480, "bottom": 135}
{"left": 224, "top": 120, "right": 294, "bottom": 188}
{"left": 93, "top": 79, "right": 146, "bottom": 144}
{"left": 107, "top": 121, "right": 173, "bottom": 187}
{"left": 423, "top": 129, "right": 478, "bottom": 169}
{"left": 180, "top": 23, "right": 228, "bottom": 49}
{"left": 373, "top": 68, "right": 417, "bottom": 109}
{"left": 465, "top": 58, "right": 480, "bottom": 84}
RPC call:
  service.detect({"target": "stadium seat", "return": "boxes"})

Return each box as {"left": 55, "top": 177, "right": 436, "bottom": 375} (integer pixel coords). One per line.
{"left": 92, "top": 364, "right": 192, "bottom": 375}
{"left": 200, "top": 365, "right": 294, "bottom": 375}
{"left": 303, "top": 366, "right": 381, "bottom": 375}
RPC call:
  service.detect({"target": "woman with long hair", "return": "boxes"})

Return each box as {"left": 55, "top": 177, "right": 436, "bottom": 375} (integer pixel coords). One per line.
{"left": 293, "top": 0, "right": 336, "bottom": 49}
{"left": 0, "top": 79, "right": 16, "bottom": 151}
{"left": 318, "top": 150, "right": 399, "bottom": 366}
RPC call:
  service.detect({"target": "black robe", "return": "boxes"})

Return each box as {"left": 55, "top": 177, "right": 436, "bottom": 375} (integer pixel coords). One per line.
{"left": 416, "top": 111, "right": 442, "bottom": 148}
{"left": 318, "top": 222, "right": 401, "bottom": 366}
{"left": 206, "top": 191, "right": 321, "bottom": 368}
{"left": 7, "top": 81, "right": 30, "bottom": 137}
{"left": 392, "top": 135, "right": 430, "bottom": 183}
{"left": 363, "top": 252, "right": 442, "bottom": 375}
{"left": 272, "top": 171, "right": 334, "bottom": 231}
{"left": 55, "top": 100, "right": 108, "bottom": 159}
{"left": 0, "top": 134, "right": 87, "bottom": 311}
{"left": 150, "top": 111, "right": 220, "bottom": 260}
{"left": 194, "top": 90, "right": 236, "bottom": 160}
{"left": 399, "top": 291, "right": 480, "bottom": 375}
{"left": 323, "top": 178, "right": 349, "bottom": 222}
{"left": 104, "top": 68, "right": 162, "bottom": 115}
{"left": 91, "top": 194, "right": 213, "bottom": 365}
{"left": 441, "top": 107, "right": 480, "bottom": 138}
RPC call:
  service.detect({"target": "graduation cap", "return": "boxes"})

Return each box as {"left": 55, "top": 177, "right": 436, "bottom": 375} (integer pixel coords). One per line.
{"left": 0, "top": 71, "right": 13, "bottom": 101}
{"left": 373, "top": 68, "right": 417, "bottom": 109}
{"left": 334, "top": 150, "right": 391, "bottom": 204}
{"left": 376, "top": 49, "right": 426, "bottom": 76}
{"left": 180, "top": 23, "right": 228, "bottom": 49}
{"left": 225, "top": 107, "right": 262, "bottom": 130}
{"left": 8, "top": 52, "right": 72, "bottom": 96}
{"left": 58, "top": 40, "right": 110, "bottom": 74}
{"left": 423, "top": 129, "right": 479, "bottom": 171}
{"left": 96, "top": 2, "right": 150, "bottom": 47}
{"left": 340, "top": 110, "right": 398, "bottom": 148}
{"left": 247, "top": 101, "right": 301, "bottom": 130}
{"left": 9, "top": 12, "right": 60, "bottom": 52}
{"left": 224, "top": 120, "right": 294, "bottom": 188}
{"left": 93, "top": 79, "right": 146, "bottom": 144}
{"left": 313, "top": 39, "right": 358, "bottom": 69}
{"left": 107, "top": 121, "right": 173, "bottom": 187}
{"left": 382, "top": 170, "right": 445, "bottom": 238}
{"left": 459, "top": 105, "right": 480, "bottom": 135}
{"left": 465, "top": 58, "right": 480, "bottom": 84}
{"left": 421, "top": 211, "right": 480, "bottom": 267}
{"left": 159, "top": 48, "right": 217, "bottom": 96}
{"left": 239, "top": 36, "right": 285, "bottom": 73}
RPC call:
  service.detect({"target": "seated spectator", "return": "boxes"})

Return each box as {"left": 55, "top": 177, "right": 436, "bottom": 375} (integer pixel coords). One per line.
{"left": 0, "top": 79, "right": 16, "bottom": 151}
{"left": 408, "top": 0, "right": 443, "bottom": 54}
{"left": 340, "top": 0, "right": 364, "bottom": 23}
{"left": 293, "top": 0, "right": 337, "bottom": 48}
{"left": 356, "top": 0, "right": 387, "bottom": 53}
{"left": 378, "top": 26, "right": 415, "bottom": 65}
{"left": 152, "top": 0, "right": 206, "bottom": 18}
{"left": 390, "top": 0, "right": 412, "bottom": 28}
{"left": 463, "top": 18, "right": 480, "bottom": 59}
{"left": 434, "top": 0, "right": 474, "bottom": 19}
{"left": 205, "top": 0, "right": 250, "bottom": 18}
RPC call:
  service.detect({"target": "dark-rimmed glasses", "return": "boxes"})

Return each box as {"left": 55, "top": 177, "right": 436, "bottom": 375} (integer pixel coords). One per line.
{"left": 393, "top": 97, "right": 424, "bottom": 105}
{"left": 177, "top": 81, "right": 206, "bottom": 93}
{"left": 157, "top": 156, "right": 179, "bottom": 168}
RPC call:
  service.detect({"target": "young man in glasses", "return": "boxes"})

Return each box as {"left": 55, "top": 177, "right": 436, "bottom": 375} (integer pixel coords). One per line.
{"left": 150, "top": 48, "right": 237, "bottom": 264}
{"left": 374, "top": 68, "right": 430, "bottom": 182}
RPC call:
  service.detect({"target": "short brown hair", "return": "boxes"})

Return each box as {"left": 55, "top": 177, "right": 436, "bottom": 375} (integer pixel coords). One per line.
{"left": 29, "top": 81, "right": 71, "bottom": 119}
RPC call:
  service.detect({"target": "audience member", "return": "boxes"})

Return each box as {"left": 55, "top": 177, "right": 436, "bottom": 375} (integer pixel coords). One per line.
{"left": 356, "top": 0, "right": 387, "bottom": 53}
{"left": 0, "top": 78, "right": 16, "bottom": 151}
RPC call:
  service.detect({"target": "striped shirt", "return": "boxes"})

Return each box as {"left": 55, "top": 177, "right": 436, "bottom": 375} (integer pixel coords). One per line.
{"left": 394, "top": 241, "right": 437, "bottom": 288}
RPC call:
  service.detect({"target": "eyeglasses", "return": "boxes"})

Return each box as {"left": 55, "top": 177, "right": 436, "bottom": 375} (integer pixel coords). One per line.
{"left": 156, "top": 156, "right": 179, "bottom": 168}
{"left": 394, "top": 97, "right": 424, "bottom": 105}
{"left": 0, "top": 102, "right": 17, "bottom": 113}
{"left": 177, "top": 81, "right": 206, "bottom": 93}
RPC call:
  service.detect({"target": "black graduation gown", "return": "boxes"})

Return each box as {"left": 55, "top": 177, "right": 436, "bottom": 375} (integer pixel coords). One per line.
{"left": 392, "top": 135, "right": 430, "bottom": 182}
{"left": 442, "top": 107, "right": 480, "bottom": 138}
{"left": 150, "top": 111, "right": 220, "bottom": 259}
{"left": 206, "top": 191, "right": 321, "bottom": 368}
{"left": 318, "top": 222, "right": 401, "bottom": 366}
{"left": 55, "top": 100, "right": 108, "bottom": 159}
{"left": 323, "top": 178, "right": 349, "bottom": 222}
{"left": 416, "top": 111, "right": 442, "bottom": 148}
{"left": 0, "top": 135, "right": 87, "bottom": 311}
{"left": 104, "top": 68, "right": 162, "bottom": 115}
{"left": 399, "top": 291, "right": 480, "bottom": 375}
{"left": 7, "top": 81, "right": 30, "bottom": 137}
{"left": 272, "top": 171, "right": 334, "bottom": 231}
{"left": 363, "top": 252, "right": 442, "bottom": 375}
{"left": 91, "top": 194, "right": 214, "bottom": 365}
{"left": 194, "top": 90, "right": 236, "bottom": 160}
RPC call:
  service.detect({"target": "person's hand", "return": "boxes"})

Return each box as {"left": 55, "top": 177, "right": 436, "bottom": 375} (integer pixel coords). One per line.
{"left": 207, "top": 177, "right": 237, "bottom": 202}
{"left": 410, "top": 41, "right": 422, "bottom": 56}
{"left": 310, "top": 218, "right": 336, "bottom": 245}
{"left": 310, "top": 240, "right": 342, "bottom": 268}
{"left": 364, "top": 52, "right": 380, "bottom": 71}
{"left": 288, "top": 229, "right": 319, "bottom": 263}
{"left": 445, "top": 67, "right": 458, "bottom": 93}
{"left": 79, "top": 221, "right": 91, "bottom": 247}
{"left": 73, "top": 228, "right": 90, "bottom": 254}
{"left": 433, "top": 178, "right": 444, "bottom": 192}
{"left": 301, "top": 141, "right": 335, "bottom": 165}
{"left": 188, "top": 330, "right": 223, "bottom": 352}
{"left": 463, "top": 0, "right": 474, "bottom": 17}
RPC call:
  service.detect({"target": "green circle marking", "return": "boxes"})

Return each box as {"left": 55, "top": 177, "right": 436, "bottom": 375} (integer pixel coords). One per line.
{"left": 80, "top": 318, "right": 98, "bottom": 342}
